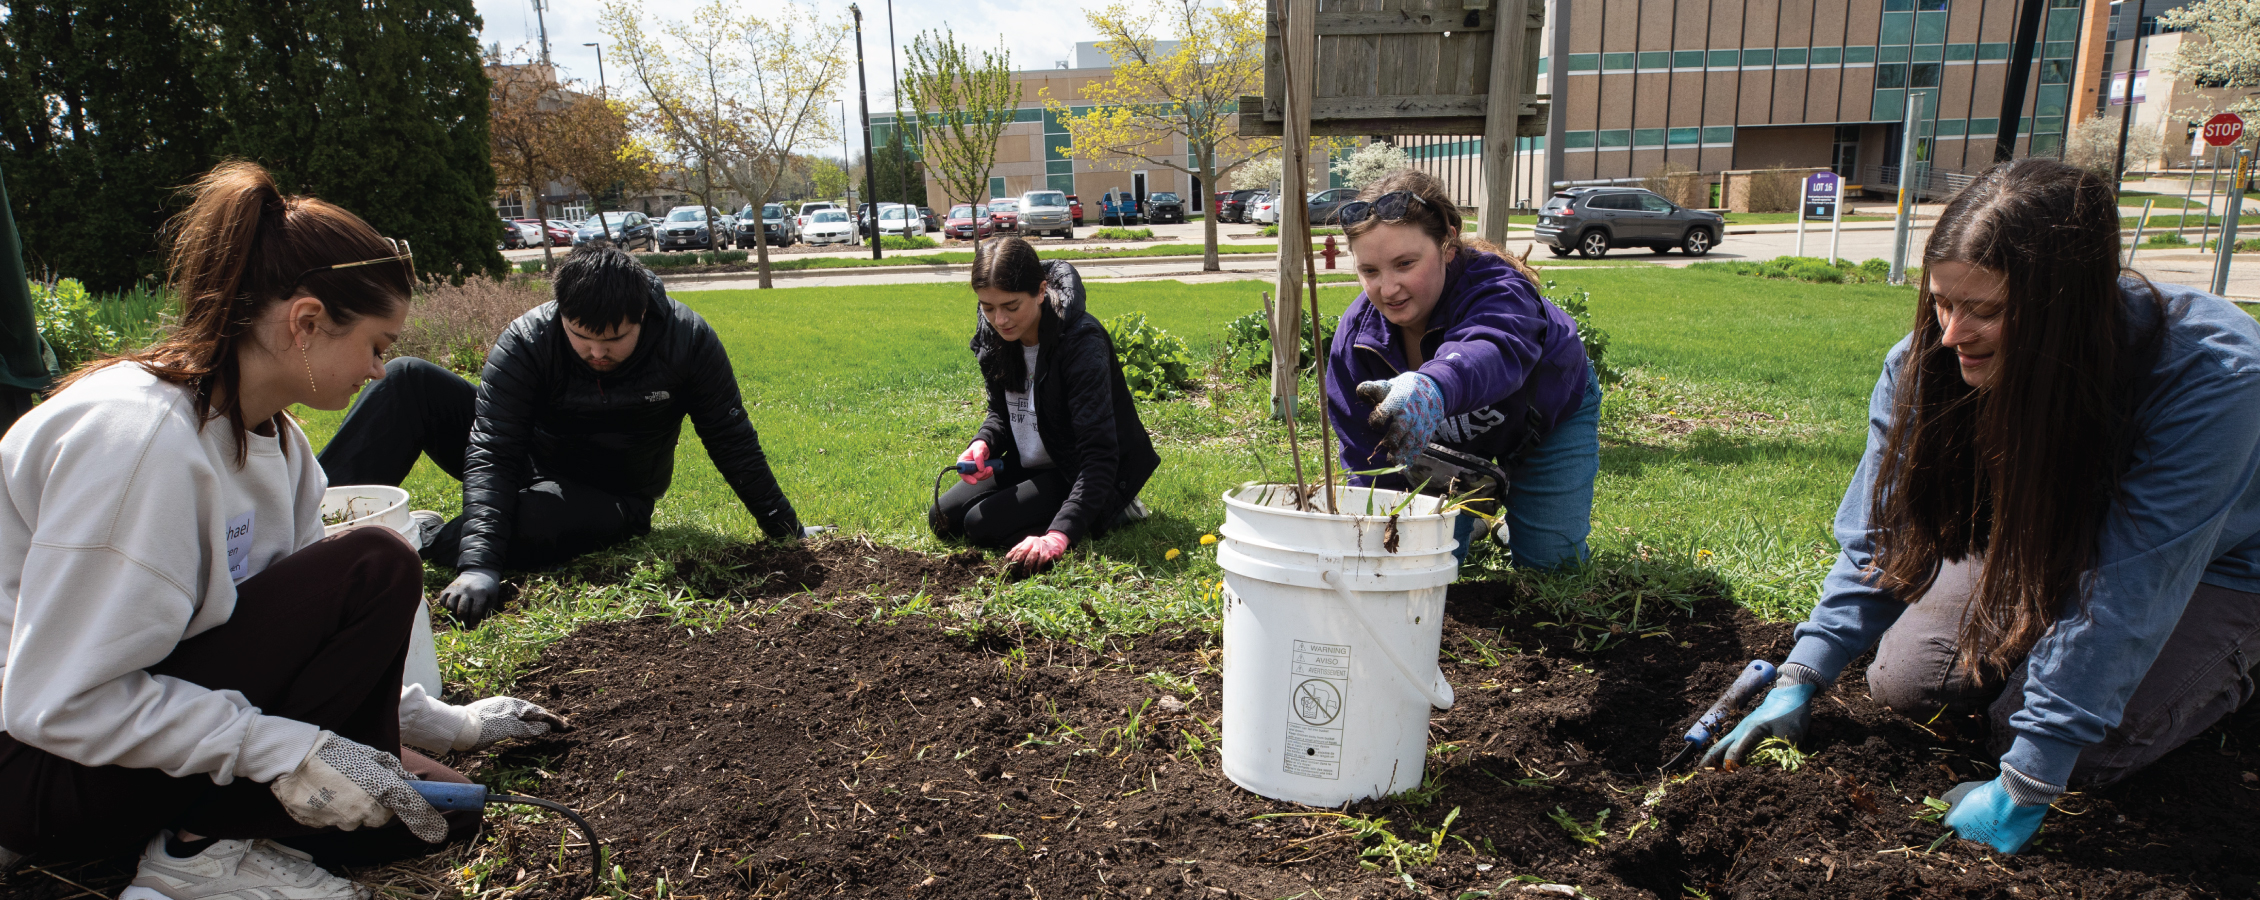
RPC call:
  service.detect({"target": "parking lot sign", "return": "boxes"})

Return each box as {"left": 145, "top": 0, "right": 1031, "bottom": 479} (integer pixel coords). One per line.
{"left": 1803, "top": 172, "right": 1839, "bottom": 220}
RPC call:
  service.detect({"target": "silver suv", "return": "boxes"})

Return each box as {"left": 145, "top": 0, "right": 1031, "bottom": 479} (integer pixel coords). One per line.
{"left": 1017, "top": 190, "right": 1075, "bottom": 240}
{"left": 1531, "top": 187, "right": 1723, "bottom": 259}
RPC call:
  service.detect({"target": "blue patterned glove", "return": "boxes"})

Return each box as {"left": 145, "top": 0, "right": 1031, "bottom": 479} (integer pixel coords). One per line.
{"left": 1698, "top": 679, "right": 1817, "bottom": 768}
{"left": 1355, "top": 372, "right": 1445, "bottom": 464}
{"left": 1941, "top": 767, "right": 2057, "bottom": 854}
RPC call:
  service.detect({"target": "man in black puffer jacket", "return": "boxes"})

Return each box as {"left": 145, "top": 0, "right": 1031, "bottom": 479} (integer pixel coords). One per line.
{"left": 321, "top": 244, "right": 806, "bottom": 623}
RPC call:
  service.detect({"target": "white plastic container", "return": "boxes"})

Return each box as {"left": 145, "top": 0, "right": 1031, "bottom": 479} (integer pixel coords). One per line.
{"left": 319, "top": 486, "right": 443, "bottom": 698}
{"left": 1217, "top": 483, "right": 1461, "bottom": 807}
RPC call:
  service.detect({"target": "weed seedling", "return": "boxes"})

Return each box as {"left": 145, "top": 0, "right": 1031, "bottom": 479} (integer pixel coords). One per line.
{"left": 1749, "top": 736, "right": 1809, "bottom": 771}
{"left": 1393, "top": 771, "right": 1448, "bottom": 807}
{"left": 1140, "top": 669, "right": 1199, "bottom": 697}
{"left": 1913, "top": 796, "right": 1952, "bottom": 824}
{"left": 1547, "top": 807, "right": 1611, "bottom": 846}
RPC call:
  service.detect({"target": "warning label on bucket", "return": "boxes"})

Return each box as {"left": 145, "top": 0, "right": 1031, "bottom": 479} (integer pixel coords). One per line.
{"left": 1284, "top": 639, "right": 1350, "bottom": 779}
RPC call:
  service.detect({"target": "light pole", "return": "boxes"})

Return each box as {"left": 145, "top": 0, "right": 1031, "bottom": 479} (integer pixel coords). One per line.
{"left": 852, "top": 4, "right": 882, "bottom": 260}
{"left": 582, "top": 42, "right": 605, "bottom": 95}
{"left": 887, "top": 0, "right": 905, "bottom": 206}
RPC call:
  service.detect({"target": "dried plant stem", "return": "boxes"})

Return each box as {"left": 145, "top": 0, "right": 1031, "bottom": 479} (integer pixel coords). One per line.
{"left": 1304, "top": 202, "right": 1336, "bottom": 514}
{"left": 1270, "top": 292, "right": 1311, "bottom": 511}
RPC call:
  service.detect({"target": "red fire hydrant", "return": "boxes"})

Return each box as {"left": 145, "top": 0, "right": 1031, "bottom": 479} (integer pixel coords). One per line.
{"left": 1321, "top": 234, "right": 1341, "bottom": 269}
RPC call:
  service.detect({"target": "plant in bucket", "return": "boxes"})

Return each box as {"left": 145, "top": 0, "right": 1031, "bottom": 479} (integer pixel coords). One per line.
{"left": 318, "top": 485, "right": 443, "bottom": 696}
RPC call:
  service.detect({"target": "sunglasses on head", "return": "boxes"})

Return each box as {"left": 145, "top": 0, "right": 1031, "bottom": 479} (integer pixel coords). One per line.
{"left": 290, "top": 237, "right": 413, "bottom": 291}
{"left": 1336, "top": 190, "right": 1432, "bottom": 229}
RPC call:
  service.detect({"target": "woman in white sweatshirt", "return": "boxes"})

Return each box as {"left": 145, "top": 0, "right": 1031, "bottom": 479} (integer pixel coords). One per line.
{"left": 0, "top": 162, "right": 563, "bottom": 898}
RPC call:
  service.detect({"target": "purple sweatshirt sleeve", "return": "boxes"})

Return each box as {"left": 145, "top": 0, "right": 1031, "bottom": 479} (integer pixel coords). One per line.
{"left": 1413, "top": 261, "right": 1555, "bottom": 417}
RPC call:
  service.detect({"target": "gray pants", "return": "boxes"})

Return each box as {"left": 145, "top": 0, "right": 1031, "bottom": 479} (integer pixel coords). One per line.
{"left": 1865, "top": 558, "right": 2260, "bottom": 789}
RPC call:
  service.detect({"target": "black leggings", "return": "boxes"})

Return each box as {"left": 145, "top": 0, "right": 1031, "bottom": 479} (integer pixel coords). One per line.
{"left": 320, "top": 357, "right": 653, "bottom": 570}
{"left": 931, "top": 469, "right": 1074, "bottom": 549}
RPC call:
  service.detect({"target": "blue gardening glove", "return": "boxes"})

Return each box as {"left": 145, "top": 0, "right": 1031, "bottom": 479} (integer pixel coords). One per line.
{"left": 1698, "top": 665, "right": 1823, "bottom": 768}
{"left": 1941, "top": 765, "right": 2060, "bottom": 854}
{"left": 439, "top": 567, "right": 503, "bottom": 623}
{"left": 1355, "top": 372, "right": 1445, "bottom": 465}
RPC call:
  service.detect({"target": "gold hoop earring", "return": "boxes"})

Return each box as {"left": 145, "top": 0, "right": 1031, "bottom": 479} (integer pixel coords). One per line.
{"left": 302, "top": 344, "right": 318, "bottom": 394}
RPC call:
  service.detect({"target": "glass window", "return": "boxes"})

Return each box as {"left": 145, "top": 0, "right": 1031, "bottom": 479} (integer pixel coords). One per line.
{"left": 1640, "top": 194, "right": 1676, "bottom": 212}
{"left": 1872, "top": 88, "right": 1907, "bottom": 122}
{"left": 1046, "top": 174, "right": 1075, "bottom": 193}
{"left": 1880, "top": 45, "right": 1911, "bottom": 62}
{"left": 1881, "top": 12, "right": 1913, "bottom": 43}
{"left": 1743, "top": 48, "right": 1775, "bottom": 66}
{"left": 1638, "top": 51, "right": 1670, "bottom": 69}
{"left": 1777, "top": 47, "right": 1808, "bottom": 65}
{"left": 1967, "top": 117, "right": 1998, "bottom": 135}
{"left": 2035, "top": 84, "right": 2069, "bottom": 117}
{"left": 1598, "top": 130, "right": 1630, "bottom": 148}
{"left": 1912, "top": 63, "right": 1942, "bottom": 87}
{"left": 1567, "top": 53, "right": 1600, "bottom": 71}
{"left": 2032, "top": 134, "right": 2062, "bottom": 156}
{"left": 1538, "top": 57, "right": 1549, "bottom": 74}
{"left": 1885, "top": 0, "right": 1913, "bottom": 10}
{"left": 1673, "top": 50, "right": 1706, "bottom": 67}
{"left": 1701, "top": 126, "right": 1735, "bottom": 143}
{"left": 2041, "top": 59, "right": 2070, "bottom": 84}
{"left": 1916, "top": 12, "right": 1948, "bottom": 43}
{"left": 2037, "top": 115, "right": 2066, "bottom": 133}
{"left": 1634, "top": 128, "right": 1667, "bottom": 146}
{"left": 1604, "top": 52, "right": 1635, "bottom": 69}
{"left": 1708, "top": 48, "right": 1739, "bottom": 66}
{"left": 1914, "top": 44, "right": 1944, "bottom": 62}
{"left": 2044, "top": 8, "right": 2079, "bottom": 41}
{"left": 1845, "top": 46, "right": 1877, "bottom": 63}
{"left": 1919, "top": 0, "right": 1950, "bottom": 8}
{"left": 1936, "top": 119, "right": 1967, "bottom": 136}
{"left": 1668, "top": 127, "right": 1700, "bottom": 145}
{"left": 2043, "top": 41, "right": 2074, "bottom": 58}
{"left": 1876, "top": 64, "right": 1908, "bottom": 88}
{"left": 1811, "top": 46, "right": 1843, "bottom": 64}
{"left": 1565, "top": 131, "right": 1597, "bottom": 149}
{"left": 1979, "top": 42, "right": 2010, "bottom": 60}
{"left": 1946, "top": 43, "right": 1976, "bottom": 61}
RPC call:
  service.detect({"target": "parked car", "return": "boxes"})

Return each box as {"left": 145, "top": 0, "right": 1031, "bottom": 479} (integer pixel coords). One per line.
{"left": 1246, "top": 193, "right": 1278, "bottom": 226}
{"left": 659, "top": 205, "right": 730, "bottom": 251}
{"left": 511, "top": 218, "right": 559, "bottom": 247}
{"left": 1304, "top": 187, "right": 1359, "bottom": 226}
{"left": 1220, "top": 189, "right": 1261, "bottom": 224}
{"left": 573, "top": 210, "right": 655, "bottom": 249}
{"left": 796, "top": 201, "right": 839, "bottom": 231}
{"left": 875, "top": 203, "right": 926, "bottom": 239}
{"left": 1143, "top": 191, "right": 1184, "bottom": 224}
{"left": 1016, "top": 190, "right": 1074, "bottom": 239}
{"left": 919, "top": 206, "right": 943, "bottom": 233}
{"left": 1098, "top": 189, "right": 1140, "bottom": 226}
{"left": 542, "top": 219, "right": 577, "bottom": 246}
{"left": 1214, "top": 190, "right": 1236, "bottom": 222}
{"left": 1532, "top": 186, "right": 1723, "bottom": 258}
{"left": 498, "top": 218, "right": 529, "bottom": 250}
{"left": 988, "top": 197, "right": 1020, "bottom": 232}
{"left": 1067, "top": 194, "right": 1085, "bottom": 226}
{"left": 802, "top": 208, "right": 855, "bottom": 245}
{"left": 944, "top": 203, "right": 994, "bottom": 240}
{"left": 739, "top": 202, "right": 798, "bottom": 247}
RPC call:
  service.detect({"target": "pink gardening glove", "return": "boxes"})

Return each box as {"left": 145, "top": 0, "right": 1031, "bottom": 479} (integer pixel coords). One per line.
{"left": 958, "top": 440, "right": 995, "bottom": 485}
{"left": 1007, "top": 531, "right": 1071, "bottom": 568}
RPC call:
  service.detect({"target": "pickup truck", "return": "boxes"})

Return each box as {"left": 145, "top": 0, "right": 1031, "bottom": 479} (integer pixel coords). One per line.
{"left": 1098, "top": 189, "right": 1142, "bottom": 226}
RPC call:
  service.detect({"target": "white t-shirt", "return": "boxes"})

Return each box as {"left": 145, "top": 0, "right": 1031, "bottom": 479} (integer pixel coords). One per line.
{"left": 1004, "top": 344, "right": 1053, "bottom": 468}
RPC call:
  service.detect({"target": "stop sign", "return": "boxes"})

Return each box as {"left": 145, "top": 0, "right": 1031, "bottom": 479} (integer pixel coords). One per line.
{"left": 2204, "top": 112, "right": 2246, "bottom": 147}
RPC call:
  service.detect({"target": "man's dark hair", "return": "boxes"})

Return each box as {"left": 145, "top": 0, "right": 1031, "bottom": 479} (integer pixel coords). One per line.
{"left": 553, "top": 243, "right": 653, "bottom": 331}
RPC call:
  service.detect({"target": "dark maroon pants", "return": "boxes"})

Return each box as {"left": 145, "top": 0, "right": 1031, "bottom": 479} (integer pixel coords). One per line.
{"left": 0, "top": 526, "right": 477, "bottom": 865}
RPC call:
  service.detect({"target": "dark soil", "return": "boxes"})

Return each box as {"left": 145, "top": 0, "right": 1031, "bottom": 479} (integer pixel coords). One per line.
{"left": 461, "top": 551, "right": 2260, "bottom": 900}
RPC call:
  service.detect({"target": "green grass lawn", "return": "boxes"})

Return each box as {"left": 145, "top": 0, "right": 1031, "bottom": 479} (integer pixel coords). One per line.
{"left": 2117, "top": 191, "right": 2208, "bottom": 210}
{"left": 2129, "top": 213, "right": 2260, "bottom": 229}
{"left": 1718, "top": 212, "right": 1894, "bottom": 225}
{"left": 292, "top": 267, "right": 1920, "bottom": 696}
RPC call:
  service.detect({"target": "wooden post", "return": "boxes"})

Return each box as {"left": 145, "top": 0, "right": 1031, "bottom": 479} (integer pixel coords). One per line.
{"left": 1481, "top": 0, "right": 1533, "bottom": 248}
{"left": 1271, "top": 0, "right": 1317, "bottom": 419}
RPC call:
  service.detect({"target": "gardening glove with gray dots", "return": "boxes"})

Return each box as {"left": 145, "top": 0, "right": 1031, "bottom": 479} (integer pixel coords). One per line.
{"left": 438, "top": 567, "right": 503, "bottom": 623}
{"left": 1355, "top": 372, "right": 1444, "bottom": 465}
{"left": 272, "top": 731, "right": 449, "bottom": 843}
{"left": 449, "top": 696, "right": 570, "bottom": 751}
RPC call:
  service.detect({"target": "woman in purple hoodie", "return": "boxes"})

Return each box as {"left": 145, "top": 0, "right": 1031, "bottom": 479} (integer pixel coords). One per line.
{"left": 1323, "top": 170, "right": 1598, "bottom": 568}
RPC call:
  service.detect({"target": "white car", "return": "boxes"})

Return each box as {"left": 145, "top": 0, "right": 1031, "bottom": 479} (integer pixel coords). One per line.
{"left": 802, "top": 208, "right": 855, "bottom": 245}
{"left": 796, "top": 201, "right": 839, "bottom": 231}
{"left": 1250, "top": 193, "right": 1280, "bottom": 225}
{"left": 876, "top": 204, "right": 925, "bottom": 238}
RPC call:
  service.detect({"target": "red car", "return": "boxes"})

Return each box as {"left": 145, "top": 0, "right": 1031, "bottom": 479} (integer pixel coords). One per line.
{"left": 945, "top": 203, "right": 994, "bottom": 240}
{"left": 1067, "top": 194, "right": 1084, "bottom": 227}
{"left": 514, "top": 218, "right": 571, "bottom": 246}
{"left": 988, "top": 197, "right": 1020, "bottom": 232}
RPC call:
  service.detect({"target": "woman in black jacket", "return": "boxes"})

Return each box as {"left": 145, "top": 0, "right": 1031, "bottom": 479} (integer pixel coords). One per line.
{"left": 931, "top": 237, "right": 1160, "bottom": 568}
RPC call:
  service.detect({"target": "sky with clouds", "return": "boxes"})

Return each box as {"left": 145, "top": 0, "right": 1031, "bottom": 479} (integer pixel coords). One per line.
{"left": 472, "top": 0, "right": 1108, "bottom": 158}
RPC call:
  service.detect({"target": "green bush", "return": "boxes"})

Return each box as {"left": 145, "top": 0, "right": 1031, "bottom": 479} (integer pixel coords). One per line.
{"left": 1539, "top": 280, "right": 1620, "bottom": 385}
{"left": 1091, "top": 227, "right": 1156, "bottom": 241}
{"left": 881, "top": 235, "right": 938, "bottom": 250}
{"left": 1257, "top": 225, "right": 1344, "bottom": 238}
{"left": 1785, "top": 260, "right": 1845, "bottom": 283}
{"left": 1691, "top": 256, "right": 1911, "bottom": 286}
{"left": 2146, "top": 231, "right": 2190, "bottom": 246}
{"left": 519, "top": 259, "right": 548, "bottom": 274}
{"left": 1221, "top": 308, "right": 1336, "bottom": 374}
{"left": 1858, "top": 258, "right": 1891, "bottom": 280}
{"left": 636, "top": 252, "right": 694, "bottom": 269}
{"left": 701, "top": 249, "right": 749, "bottom": 264}
{"left": 1102, "top": 312, "right": 1195, "bottom": 401}
{"left": 30, "top": 278, "right": 121, "bottom": 370}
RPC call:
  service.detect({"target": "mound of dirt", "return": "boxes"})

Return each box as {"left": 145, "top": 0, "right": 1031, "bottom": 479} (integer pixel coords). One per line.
{"left": 466, "top": 569, "right": 2258, "bottom": 899}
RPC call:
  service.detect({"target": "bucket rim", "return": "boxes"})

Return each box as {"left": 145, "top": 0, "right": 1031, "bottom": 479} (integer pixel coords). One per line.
{"left": 1220, "top": 482, "right": 1455, "bottom": 523}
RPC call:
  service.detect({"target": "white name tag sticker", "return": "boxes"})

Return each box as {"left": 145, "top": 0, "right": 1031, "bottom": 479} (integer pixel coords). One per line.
{"left": 226, "top": 510, "right": 255, "bottom": 583}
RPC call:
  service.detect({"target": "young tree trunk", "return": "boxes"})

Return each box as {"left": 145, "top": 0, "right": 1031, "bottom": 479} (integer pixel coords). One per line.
{"left": 536, "top": 189, "right": 555, "bottom": 270}
{"left": 1199, "top": 146, "right": 1220, "bottom": 272}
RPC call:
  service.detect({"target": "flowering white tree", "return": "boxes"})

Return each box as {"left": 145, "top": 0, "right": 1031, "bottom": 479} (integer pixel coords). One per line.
{"left": 1331, "top": 141, "right": 1411, "bottom": 190}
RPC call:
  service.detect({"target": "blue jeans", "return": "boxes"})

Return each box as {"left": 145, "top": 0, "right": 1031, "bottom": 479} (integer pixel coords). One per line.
{"left": 1452, "top": 364, "right": 1601, "bottom": 568}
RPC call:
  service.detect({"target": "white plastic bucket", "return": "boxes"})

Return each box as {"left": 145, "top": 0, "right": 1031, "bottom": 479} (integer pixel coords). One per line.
{"left": 319, "top": 486, "right": 443, "bottom": 698}
{"left": 1217, "top": 483, "right": 1461, "bottom": 806}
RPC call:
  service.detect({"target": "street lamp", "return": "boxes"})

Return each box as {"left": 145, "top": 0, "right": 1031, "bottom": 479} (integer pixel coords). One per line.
{"left": 582, "top": 42, "right": 605, "bottom": 95}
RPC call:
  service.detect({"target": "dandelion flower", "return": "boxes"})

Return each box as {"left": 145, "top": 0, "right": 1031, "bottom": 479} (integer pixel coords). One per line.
{"left": 1166, "top": 548, "right": 1182, "bottom": 560}
{"left": 1199, "top": 533, "right": 1218, "bottom": 545}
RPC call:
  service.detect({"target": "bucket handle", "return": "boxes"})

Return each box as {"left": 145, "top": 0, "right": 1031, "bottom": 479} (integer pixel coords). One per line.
{"left": 1319, "top": 566, "right": 1456, "bottom": 711}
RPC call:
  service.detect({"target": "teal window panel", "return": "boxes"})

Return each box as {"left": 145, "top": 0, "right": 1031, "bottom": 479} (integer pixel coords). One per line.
{"left": 1043, "top": 109, "right": 1066, "bottom": 132}
{"left": 1633, "top": 128, "right": 1667, "bottom": 146}
{"left": 2048, "top": 0, "right": 2077, "bottom": 6}
{"left": 1978, "top": 42, "right": 2009, "bottom": 59}
{"left": 990, "top": 176, "right": 1007, "bottom": 198}
{"left": 1880, "top": 44, "right": 1911, "bottom": 62}
{"left": 1638, "top": 50, "right": 1669, "bottom": 68}
{"left": 2043, "top": 41, "right": 2074, "bottom": 58}
{"left": 1876, "top": 63, "right": 1908, "bottom": 88}
{"left": 1916, "top": 11, "right": 1948, "bottom": 43}
{"left": 1701, "top": 125, "right": 1734, "bottom": 143}
{"left": 1914, "top": 44, "right": 1943, "bottom": 62}
{"left": 1777, "top": 47, "right": 1808, "bottom": 65}
{"left": 1047, "top": 174, "right": 1075, "bottom": 192}
{"left": 1708, "top": 48, "right": 1739, "bottom": 66}
{"left": 1872, "top": 88, "right": 1907, "bottom": 122}
{"left": 1016, "top": 108, "right": 1043, "bottom": 123}
{"left": 1967, "top": 117, "right": 1998, "bottom": 134}
{"left": 1046, "top": 159, "right": 1073, "bottom": 175}
{"left": 2037, "top": 115, "right": 2065, "bottom": 133}
{"left": 1567, "top": 53, "right": 1600, "bottom": 71}
{"left": 1565, "top": 131, "right": 1597, "bottom": 149}
{"left": 1668, "top": 127, "right": 1700, "bottom": 145}
{"left": 1946, "top": 43, "right": 1976, "bottom": 60}
{"left": 1743, "top": 48, "right": 1775, "bottom": 65}
{"left": 2041, "top": 59, "right": 2071, "bottom": 84}
{"left": 1810, "top": 46, "right": 1843, "bottom": 64}
{"left": 1919, "top": 0, "right": 1950, "bottom": 8}
{"left": 1673, "top": 49, "right": 1705, "bottom": 67}
{"left": 1045, "top": 134, "right": 1073, "bottom": 160}
{"left": 1538, "top": 57, "right": 1548, "bottom": 74}
{"left": 1885, "top": 0, "right": 1913, "bottom": 8}
{"left": 1936, "top": 119, "right": 1966, "bottom": 136}
{"left": 2033, "top": 134, "right": 2062, "bottom": 156}
{"left": 1597, "top": 129, "right": 1630, "bottom": 147}
{"left": 2034, "top": 83, "right": 2069, "bottom": 117}
{"left": 2044, "top": 8, "right": 2079, "bottom": 41}
{"left": 1526, "top": 134, "right": 1546, "bottom": 150}
{"left": 1603, "top": 52, "right": 1634, "bottom": 69}
{"left": 1912, "top": 63, "right": 1942, "bottom": 87}
{"left": 1881, "top": 12, "right": 1913, "bottom": 44}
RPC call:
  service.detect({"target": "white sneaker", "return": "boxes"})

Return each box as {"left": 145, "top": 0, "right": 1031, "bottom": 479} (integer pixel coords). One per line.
{"left": 119, "top": 832, "right": 368, "bottom": 900}
{"left": 1123, "top": 497, "right": 1151, "bottom": 521}
{"left": 408, "top": 510, "right": 446, "bottom": 551}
